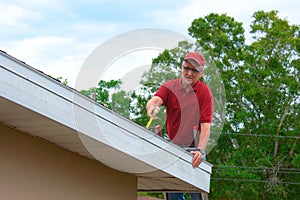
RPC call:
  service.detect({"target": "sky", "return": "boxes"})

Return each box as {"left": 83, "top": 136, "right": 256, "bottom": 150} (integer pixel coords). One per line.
{"left": 1, "top": 0, "right": 299, "bottom": 89}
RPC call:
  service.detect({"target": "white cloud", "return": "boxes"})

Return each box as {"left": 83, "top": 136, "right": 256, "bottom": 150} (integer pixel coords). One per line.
{"left": 67, "top": 21, "right": 121, "bottom": 41}
{"left": 3, "top": 35, "right": 95, "bottom": 87}
{"left": 8, "top": 36, "right": 72, "bottom": 60}
{"left": 152, "top": 0, "right": 299, "bottom": 34}
{"left": 102, "top": 50, "right": 161, "bottom": 81}
{"left": 2, "top": 0, "right": 67, "bottom": 11}
{"left": 0, "top": 3, "right": 41, "bottom": 27}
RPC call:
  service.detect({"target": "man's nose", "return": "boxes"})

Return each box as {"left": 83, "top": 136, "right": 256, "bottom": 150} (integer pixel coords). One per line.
{"left": 187, "top": 69, "right": 193, "bottom": 75}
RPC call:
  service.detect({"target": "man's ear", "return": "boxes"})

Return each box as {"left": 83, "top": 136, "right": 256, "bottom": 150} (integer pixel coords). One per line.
{"left": 198, "top": 70, "right": 204, "bottom": 77}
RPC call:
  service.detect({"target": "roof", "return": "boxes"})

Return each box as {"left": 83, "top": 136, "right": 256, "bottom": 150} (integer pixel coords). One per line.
{"left": 0, "top": 50, "right": 212, "bottom": 193}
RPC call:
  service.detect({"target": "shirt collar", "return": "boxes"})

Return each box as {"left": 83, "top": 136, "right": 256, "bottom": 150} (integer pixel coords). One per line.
{"left": 178, "top": 78, "right": 199, "bottom": 93}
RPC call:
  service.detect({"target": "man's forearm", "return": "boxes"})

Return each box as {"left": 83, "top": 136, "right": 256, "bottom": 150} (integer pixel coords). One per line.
{"left": 197, "top": 123, "right": 211, "bottom": 150}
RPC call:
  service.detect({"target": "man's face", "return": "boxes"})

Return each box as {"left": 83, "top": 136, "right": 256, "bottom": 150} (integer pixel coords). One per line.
{"left": 181, "top": 61, "right": 204, "bottom": 86}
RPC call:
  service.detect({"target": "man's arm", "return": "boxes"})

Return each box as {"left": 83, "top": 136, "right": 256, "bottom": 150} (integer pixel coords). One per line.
{"left": 197, "top": 122, "right": 211, "bottom": 150}
{"left": 146, "top": 96, "right": 163, "bottom": 117}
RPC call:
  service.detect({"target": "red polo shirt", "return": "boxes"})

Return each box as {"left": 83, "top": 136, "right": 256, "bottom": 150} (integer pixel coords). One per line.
{"left": 154, "top": 78, "right": 214, "bottom": 146}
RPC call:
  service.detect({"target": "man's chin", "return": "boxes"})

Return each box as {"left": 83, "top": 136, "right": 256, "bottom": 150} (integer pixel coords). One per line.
{"left": 183, "top": 78, "right": 193, "bottom": 84}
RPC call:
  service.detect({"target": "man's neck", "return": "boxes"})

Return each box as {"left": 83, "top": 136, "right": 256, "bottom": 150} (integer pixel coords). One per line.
{"left": 181, "top": 79, "right": 195, "bottom": 92}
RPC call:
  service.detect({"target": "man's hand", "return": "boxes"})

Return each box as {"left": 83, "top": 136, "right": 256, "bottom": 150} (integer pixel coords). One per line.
{"left": 146, "top": 96, "right": 163, "bottom": 118}
{"left": 191, "top": 150, "right": 204, "bottom": 168}
{"left": 147, "top": 105, "right": 160, "bottom": 119}
{"left": 145, "top": 106, "right": 160, "bottom": 129}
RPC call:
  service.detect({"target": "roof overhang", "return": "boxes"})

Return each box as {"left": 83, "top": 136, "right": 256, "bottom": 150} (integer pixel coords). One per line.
{"left": 0, "top": 50, "right": 212, "bottom": 192}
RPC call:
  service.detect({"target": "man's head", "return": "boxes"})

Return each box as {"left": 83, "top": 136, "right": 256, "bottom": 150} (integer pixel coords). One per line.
{"left": 181, "top": 52, "right": 205, "bottom": 86}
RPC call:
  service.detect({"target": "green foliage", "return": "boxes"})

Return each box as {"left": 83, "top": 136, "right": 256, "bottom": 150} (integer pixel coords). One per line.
{"left": 111, "top": 90, "right": 131, "bottom": 118}
{"left": 95, "top": 79, "right": 122, "bottom": 109}
{"left": 187, "top": 10, "right": 299, "bottom": 199}
{"left": 80, "top": 87, "right": 97, "bottom": 99}
{"left": 56, "top": 76, "right": 68, "bottom": 85}
{"left": 130, "top": 91, "right": 150, "bottom": 126}
{"left": 137, "top": 192, "right": 164, "bottom": 199}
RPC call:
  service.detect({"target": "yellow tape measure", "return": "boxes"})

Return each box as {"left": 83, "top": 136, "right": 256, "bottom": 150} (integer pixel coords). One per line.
{"left": 146, "top": 109, "right": 158, "bottom": 129}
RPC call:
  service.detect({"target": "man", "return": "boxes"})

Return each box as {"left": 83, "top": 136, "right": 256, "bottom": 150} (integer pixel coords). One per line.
{"left": 146, "top": 52, "right": 214, "bottom": 200}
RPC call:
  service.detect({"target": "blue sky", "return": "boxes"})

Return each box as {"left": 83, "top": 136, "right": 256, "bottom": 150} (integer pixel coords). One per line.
{"left": 1, "top": 0, "right": 299, "bottom": 87}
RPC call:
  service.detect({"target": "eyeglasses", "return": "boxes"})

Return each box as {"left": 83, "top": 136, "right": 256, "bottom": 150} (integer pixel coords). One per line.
{"left": 182, "top": 66, "right": 203, "bottom": 74}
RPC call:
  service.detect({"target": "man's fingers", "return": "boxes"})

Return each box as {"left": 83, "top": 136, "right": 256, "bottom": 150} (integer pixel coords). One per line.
{"left": 148, "top": 106, "right": 160, "bottom": 117}
{"left": 147, "top": 106, "right": 158, "bottom": 117}
{"left": 191, "top": 151, "right": 204, "bottom": 168}
{"left": 152, "top": 106, "right": 160, "bottom": 115}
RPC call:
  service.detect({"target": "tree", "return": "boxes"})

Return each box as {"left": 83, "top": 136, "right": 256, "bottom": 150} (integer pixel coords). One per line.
{"left": 95, "top": 79, "right": 122, "bottom": 109}
{"left": 80, "top": 79, "right": 122, "bottom": 109}
{"left": 111, "top": 90, "right": 131, "bottom": 118}
{"left": 188, "top": 10, "right": 299, "bottom": 199}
